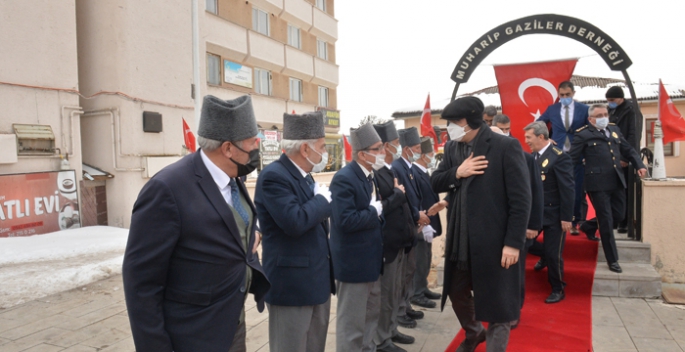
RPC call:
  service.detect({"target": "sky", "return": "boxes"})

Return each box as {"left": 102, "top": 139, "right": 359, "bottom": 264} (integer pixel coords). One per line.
{"left": 335, "top": 0, "right": 685, "bottom": 131}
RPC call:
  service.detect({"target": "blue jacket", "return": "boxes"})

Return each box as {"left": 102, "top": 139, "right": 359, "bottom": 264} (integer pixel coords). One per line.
{"left": 412, "top": 164, "right": 442, "bottom": 237}
{"left": 255, "top": 154, "right": 334, "bottom": 306}
{"left": 329, "top": 161, "right": 383, "bottom": 283}
{"left": 538, "top": 101, "right": 589, "bottom": 148}
{"left": 392, "top": 157, "right": 422, "bottom": 223}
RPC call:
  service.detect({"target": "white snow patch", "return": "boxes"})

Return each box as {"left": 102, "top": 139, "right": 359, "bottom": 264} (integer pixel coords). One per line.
{"left": 0, "top": 226, "right": 128, "bottom": 308}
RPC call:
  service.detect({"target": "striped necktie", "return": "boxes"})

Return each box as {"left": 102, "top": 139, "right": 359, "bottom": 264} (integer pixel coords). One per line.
{"left": 229, "top": 178, "right": 250, "bottom": 228}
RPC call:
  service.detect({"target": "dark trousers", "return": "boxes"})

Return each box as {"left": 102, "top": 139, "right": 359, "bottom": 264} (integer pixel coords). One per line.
{"left": 228, "top": 319, "right": 246, "bottom": 352}
{"left": 448, "top": 264, "right": 511, "bottom": 352}
{"left": 573, "top": 164, "right": 586, "bottom": 226}
{"left": 398, "top": 246, "right": 416, "bottom": 317}
{"left": 412, "top": 240, "right": 432, "bottom": 298}
{"left": 618, "top": 167, "right": 630, "bottom": 229}
{"left": 529, "top": 221, "right": 567, "bottom": 292}
{"left": 586, "top": 189, "right": 626, "bottom": 263}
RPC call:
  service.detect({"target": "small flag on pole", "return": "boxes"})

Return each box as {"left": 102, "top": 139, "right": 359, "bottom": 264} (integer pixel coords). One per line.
{"left": 343, "top": 134, "right": 352, "bottom": 162}
{"left": 658, "top": 80, "right": 685, "bottom": 144}
{"left": 420, "top": 94, "right": 439, "bottom": 152}
{"left": 183, "top": 118, "right": 196, "bottom": 153}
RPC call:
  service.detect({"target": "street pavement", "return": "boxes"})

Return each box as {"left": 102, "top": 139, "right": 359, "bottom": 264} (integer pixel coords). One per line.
{"left": 0, "top": 275, "right": 684, "bottom": 351}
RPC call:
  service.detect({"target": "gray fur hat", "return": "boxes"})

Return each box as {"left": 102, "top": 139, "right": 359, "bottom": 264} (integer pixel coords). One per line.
{"left": 198, "top": 95, "right": 258, "bottom": 141}
{"left": 373, "top": 121, "right": 399, "bottom": 143}
{"left": 398, "top": 127, "right": 421, "bottom": 148}
{"left": 283, "top": 111, "right": 325, "bottom": 140}
{"left": 350, "top": 123, "right": 381, "bottom": 152}
{"left": 420, "top": 137, "right": 434, "bottom": 154}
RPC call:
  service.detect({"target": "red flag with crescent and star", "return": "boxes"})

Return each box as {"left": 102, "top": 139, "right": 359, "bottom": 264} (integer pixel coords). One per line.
{"left": 182, "top": 118, "right": 196, "bottom": 153}
{"left": 343, "top": 134, "right": 352, "bottom": 162}
{"left": 420, "top": 94, "right": 439, "bottom": 152}
{"left": 659, "top": 80, "right": 685, "bottom": 144}
{"left": 494, "top": 59, "right": 577, "bottom": 150}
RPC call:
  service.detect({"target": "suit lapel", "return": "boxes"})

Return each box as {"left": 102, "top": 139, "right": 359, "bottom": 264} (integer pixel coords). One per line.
{"left": 280, "top": 154, "right": 313, "bottom": 197}
{"left": 350, "top": 161, "right": 372, "bottom": 203}
{"left": 473, "top": 125, "right": 492, "bottom": 158}
{"left": 194, "top": 152, "right": 246, "bottom": 254}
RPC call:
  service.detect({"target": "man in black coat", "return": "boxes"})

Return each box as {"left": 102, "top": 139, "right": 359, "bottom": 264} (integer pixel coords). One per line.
{"left": 570, "top": 104, "right": 647, "bottom": 273}
{"left": 372, "top": 121, "right": 417, "bottom": 352}
{"left": 606, "top": 86, "right": 638, "bottom": 233}
{"left": 524, "top": 122, "right": 575, "bottom": 303}
{"left": 122, "top": 95, "right": 270, "bottom": 352}
{"left": 431, "top": 97, "right": 531, "bottom": 352}
{"left": 254, "top": 111, "right": 334, "bottom": 352}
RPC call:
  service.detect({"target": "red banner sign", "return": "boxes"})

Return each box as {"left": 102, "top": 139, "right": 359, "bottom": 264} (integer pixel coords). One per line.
{"left": 0, "top": 170, "right": 80, "bottom": 237}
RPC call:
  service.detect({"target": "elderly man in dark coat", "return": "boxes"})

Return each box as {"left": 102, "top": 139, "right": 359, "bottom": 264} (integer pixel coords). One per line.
{"left": 330, "top": 123, "right": 385, "bottom": 352}
{"left": 254, "top": 111, "right": 335, "bottom": 352}
{"left": 431, "top": 96, "right": 531, "bottom": 352}
{"left": 123, "top": 95, "right": 270, "bottom": 352}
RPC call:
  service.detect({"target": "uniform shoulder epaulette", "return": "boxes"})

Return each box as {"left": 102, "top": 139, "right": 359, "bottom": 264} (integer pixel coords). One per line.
{"left": 576, "top": 125, "right": 588, "bottom": 132}
{"left": 609, "top": 122, "right": 616, "bottom": 126}
{"left": 552, "top": 147, "right": 563, "bottom": 155}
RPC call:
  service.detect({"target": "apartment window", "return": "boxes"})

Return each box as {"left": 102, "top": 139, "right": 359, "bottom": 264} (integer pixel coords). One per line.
{"left": 288, "top": 25, "right": 301, "bottom": 49}
{"left": 290, "top": 78, "right": 303, "bottom": 102}
{"left": 252, "top": 8, "right": 270, "bottom": 36}
{"left": 315, "top": 0, "right": 326, "bottom": 12}
{"left": 254, "top": 68, "right": 272, "bottom": 96}
{"left": 205, "top": 0, "right": 217, "bottom": 14}
{"left": 646, "top": 118, "right": 675, "bottom": 156}
{"left": 318, "top": 86, "right": 329, "bottom": 107}
{"left": 207, "top": 53, "right": 221, "bottom": 85}
{"left": 317, "top": 39, "right": 328, "bottom": 60}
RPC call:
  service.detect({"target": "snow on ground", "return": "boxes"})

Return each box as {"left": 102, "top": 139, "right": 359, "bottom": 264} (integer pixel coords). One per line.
{"left": 0, "top": 226, "right": 128, "bottom": 309}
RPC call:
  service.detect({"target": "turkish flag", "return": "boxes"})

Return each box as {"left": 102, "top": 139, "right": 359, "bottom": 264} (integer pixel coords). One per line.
{"left": 659, "top": 80, "right": 685, "bottom": 144}
{"left": 420, "top": 94, "right": 439, "bottom": 152}
{"left": 343, "top": 134, "right": 352, "bottom": 162}
{"left": 182, "top": 118, "right": 196, "bottom": 153}
{"left": 494, "top": 59, "right": 577, "bottom": 150}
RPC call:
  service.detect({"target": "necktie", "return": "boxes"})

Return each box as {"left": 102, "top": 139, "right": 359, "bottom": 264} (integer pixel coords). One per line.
{"left": 564, "top": 106, "right": 571, "bottom": 151}
{"left": 229, "top": 179, "right": 250, "bottom": 228}
{"left": 534, "top": 152, "right": 540, "bottom": 161}
{"left": 305, "top": 174, "right": 316, "bottom": 192}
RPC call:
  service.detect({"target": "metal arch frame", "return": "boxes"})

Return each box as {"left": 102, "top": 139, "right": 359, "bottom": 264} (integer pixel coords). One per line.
{"left": 449, "top": 14, "right": 643, "bottom": 240}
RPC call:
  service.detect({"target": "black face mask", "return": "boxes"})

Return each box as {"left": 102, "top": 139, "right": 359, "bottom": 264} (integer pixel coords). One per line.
{"left": 231, "top": 144, "right": 260, "bottom": 177}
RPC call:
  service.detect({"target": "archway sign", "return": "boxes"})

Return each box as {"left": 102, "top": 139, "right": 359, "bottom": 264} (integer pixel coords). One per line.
{"left": 448, "top": 13, "right": 643, "bottom": 239}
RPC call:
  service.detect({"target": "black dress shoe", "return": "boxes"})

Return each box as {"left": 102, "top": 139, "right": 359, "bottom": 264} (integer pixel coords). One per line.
{"left": 410, "top": 295, "right": 437, "bottom": 309}
{"left": 397, "top": 314, "right": 416, "bottom": 328}
{"left": 545, "top": 291, "right": 565, "bottom": 304}
{"left": 424, "top": 290, "right": 442, "bottom": 300}
{"left": 455, "top": 329, "right": 486, "bottom": 352}
{"left": 406, "top": 308, "right": 424, "bottom": 320}
{"left": 617, "top": 227, "right": 628, "bottom": 234}
{"left": 586, "top": 233, "right": 600, "bottom": 241}
{"left": 510, "top": 319, "right": 520, "bottom": 329}
{"left": 534, "top": 259, "right": 547, "bottom": 271}
{"left": 609, "top": 262, "right": 623, "bottom": 273}
{"left": 377, "top": 342, "right": 407, "bottom": 352}
{"left": 570, "top": 227, "right": 579, "bottom": 236}
{"left": 391, "top": 331, "right": 415, "bottom": 345}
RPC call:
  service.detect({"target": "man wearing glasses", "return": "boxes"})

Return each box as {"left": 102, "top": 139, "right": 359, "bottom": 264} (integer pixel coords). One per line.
{"left": 569, "top": 104, "right": 647, "bottom": 273}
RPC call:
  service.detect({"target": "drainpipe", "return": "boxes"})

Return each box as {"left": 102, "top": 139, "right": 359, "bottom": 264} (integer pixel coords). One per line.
{"left": 61, "top": 105, "right": 83, "bottom": 156}
{"left": 81, "top": 108, "right": 145, "bottom": 172}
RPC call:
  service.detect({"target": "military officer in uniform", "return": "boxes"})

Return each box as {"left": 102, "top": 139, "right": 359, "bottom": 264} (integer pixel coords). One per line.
{"left": 569, "top": 104, "right": 647, "bottom": 273}
{"left": 524, "top": 122, "right": 575, "bottom": 303}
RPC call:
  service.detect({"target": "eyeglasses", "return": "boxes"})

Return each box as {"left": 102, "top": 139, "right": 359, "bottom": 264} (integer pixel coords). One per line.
{"left": 365, "top": 147, "right": 383, "bottom": 152}
{"left": 591, "top": 114, "right": 610, "bottom": 118}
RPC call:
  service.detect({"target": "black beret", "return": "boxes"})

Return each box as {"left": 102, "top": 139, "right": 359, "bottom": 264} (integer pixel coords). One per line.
{"left": 605, "top": 86, "right": 624, "bottom": 99}
{"left": 441, "top": 96, "right": 484, "bottom": 120}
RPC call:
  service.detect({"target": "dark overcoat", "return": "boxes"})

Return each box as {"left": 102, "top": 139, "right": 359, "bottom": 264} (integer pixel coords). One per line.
{"left": 254, "top": 154, "right": 334, "bottom": 306}
{"left": 392, "top": 157, "right": 422, "bottom": 224}
{"left": 431, "top": 126, "right": 531, "bottom": 323}
{"left": 329, "top": 161, "right": 384, "bottom": 283}
{"left": 376, "top": 165, "right": 415, "bottom": 263}
{"left": 609, "top": 102, "right": 638, "bottom": 155}
{"left": 122, "top": 151, "right": 270, "bottom": 352}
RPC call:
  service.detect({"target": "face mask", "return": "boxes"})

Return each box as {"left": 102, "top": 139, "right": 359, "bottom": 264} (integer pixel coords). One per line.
{"left": 389, "top": 143, "right": 402, "bottom": 161}
{"left": 426, "top": 155, "right": 436, "bottom": 169}
{"left": 594, "top": 117, "right": 609, "bottom": 129}
{"left": 607, "top": 102, "right": 618, "bottom": 109}
{"left": 560, "top": 97, "right": 573, "bottom": 106}
{"left": 408, "top": 149, "right": 421, "bottom": 162}
{"left": 504, "top": 132, "right": 511, "bottom": 137}
{"left": 364, "top": 152, "right": 385, "bottom": 170}
{"left": 306, "top": 144, "right": 328, "bottom": 173}
{"left": 447, "top": 122, "right": 470, "bottom": 142}
{"left": 231, "top": 145, "right": 260, "bottom": 177}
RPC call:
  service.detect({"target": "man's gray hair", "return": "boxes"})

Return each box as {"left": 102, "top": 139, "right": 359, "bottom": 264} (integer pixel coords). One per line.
{"left": 492, "top": 114, "right": 510, "bottom": 126}
{"left": 523, "top": 121, "right": 549, "bottom": 139}
{"left": 281, "top": 139, "right": 319, "bottom": 156}
{"left": 483, "top": 105, "right": 497, "bottom": 117}
{"left": 588, "top": 103, "right": 608, "bottom": 117}
{"left": 197, "top": 136, "right": 223, "bottom": 152}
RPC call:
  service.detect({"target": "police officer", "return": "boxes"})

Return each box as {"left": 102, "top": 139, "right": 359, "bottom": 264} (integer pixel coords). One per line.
{"left": 569, "top": 104, "right": 647, "bottom": 273}
{"left": 524, "top": 122, "right": 575, "bottom": 303}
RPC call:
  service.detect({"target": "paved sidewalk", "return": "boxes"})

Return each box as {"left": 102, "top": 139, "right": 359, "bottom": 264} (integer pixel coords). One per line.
{"left": 1, "top": 275, "right": 684, "bottom": 351}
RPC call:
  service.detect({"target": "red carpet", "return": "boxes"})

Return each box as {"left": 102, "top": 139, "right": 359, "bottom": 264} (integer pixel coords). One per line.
{"left": 445, "top": 199, "right": 598, "bottom": 352}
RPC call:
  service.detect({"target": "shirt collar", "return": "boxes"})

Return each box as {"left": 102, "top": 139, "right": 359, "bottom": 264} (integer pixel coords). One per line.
{"left": 538, "top": 141, "right": 551, "bottom": 157}
{"left": 402, "top": 156, "right": 412, "bottom": 168}
{"left": 201, "top": 149, "right": 231, "bottom": 191}
{"left": 358, "top": 160, "right": 373, "bottom": 179}
{"left": 384, "top": 162, "right": 392, "bottom": 170}
{"left": 413, "top": 162, "right": 427, "bottom": 173}
{"left": 287, "top": 156, "right": 308, "bottom": 178}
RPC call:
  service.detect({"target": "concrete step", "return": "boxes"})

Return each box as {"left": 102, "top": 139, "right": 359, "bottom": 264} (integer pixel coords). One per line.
{"left": 597, "top": 240, "right": 652, "bottom": 263}
{"left": 593, "top": 262, "right": 662, "bottom": 298}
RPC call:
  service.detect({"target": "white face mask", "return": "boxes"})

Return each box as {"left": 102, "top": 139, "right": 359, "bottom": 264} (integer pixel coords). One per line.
{"left": 389, "top": 143, "right": 402, "bottom": 161}
{"left": 425, "top": 155, "right": 436, "bottom": 169}
{"left": 594, "top": 117, "right": 609, "bottom": 130}
{"left": 408, "top": 149, "right": 421, "bottom": 162}
{"left": 364, "top": 151, "right": 385, "bottom": 170}
{"left": 447, "top": 122, "right": 470, "bottom": 142}
{"left": 306, "top": 144, "right": 328, "bottom": 173}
